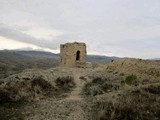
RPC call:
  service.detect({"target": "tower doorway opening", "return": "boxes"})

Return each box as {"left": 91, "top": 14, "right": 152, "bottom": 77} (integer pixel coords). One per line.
{"left": 76, "top": 51, "right": 80, "bottom": 61}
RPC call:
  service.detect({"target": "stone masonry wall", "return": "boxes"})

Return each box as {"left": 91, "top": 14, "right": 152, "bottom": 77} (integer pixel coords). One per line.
{"left": 60, "top": 42, "right": 87, "bottom": 67}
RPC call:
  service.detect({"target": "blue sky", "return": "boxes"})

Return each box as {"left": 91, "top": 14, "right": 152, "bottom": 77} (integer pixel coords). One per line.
{"left": 0, "top": 0, "right": 160, "bottom": 58}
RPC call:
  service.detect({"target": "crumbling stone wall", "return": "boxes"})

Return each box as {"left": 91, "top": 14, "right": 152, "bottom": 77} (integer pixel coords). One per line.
{"left": 60, "top": 42, "right": 87, "bottom": 67}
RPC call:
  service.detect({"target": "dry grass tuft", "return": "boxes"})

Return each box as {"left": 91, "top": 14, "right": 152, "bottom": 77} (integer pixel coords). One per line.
{"left": 95, "top": 84, "right": 160, "bottom": 120}
{"left": 81, "top": 77, "right": 120, "bottom": 96}
{"left": 0, "top": 75, "right": 75, "bottom": 103}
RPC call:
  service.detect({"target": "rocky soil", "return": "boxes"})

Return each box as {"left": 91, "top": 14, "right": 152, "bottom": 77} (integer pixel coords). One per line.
{"left": 0, "top": 59, "right": 160, "bottom": 120}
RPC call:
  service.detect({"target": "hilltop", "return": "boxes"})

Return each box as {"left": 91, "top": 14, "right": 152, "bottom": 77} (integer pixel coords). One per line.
{"left": 0, "top": 58, "right": 160, "bottom": 120}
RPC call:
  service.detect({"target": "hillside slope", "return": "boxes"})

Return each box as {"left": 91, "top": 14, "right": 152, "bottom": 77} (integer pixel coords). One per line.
{"left": 0, "top": 50, "right": 59, "bottom": 79}
{"left": 0, "top": 59, "right": 160, "bottom": 120}
{"left": 0, "top": 50, "right": 120, "bottom": 79}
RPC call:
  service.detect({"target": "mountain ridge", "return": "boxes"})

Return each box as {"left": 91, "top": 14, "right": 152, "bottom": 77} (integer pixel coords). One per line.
{"left": 0, "top": 50, "right": 120, "bottom": 62}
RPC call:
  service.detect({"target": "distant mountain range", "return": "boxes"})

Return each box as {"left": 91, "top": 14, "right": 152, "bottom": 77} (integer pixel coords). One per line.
{"left": 0, "top": 50, "right": 159, "bottom": 79}
{"left": 1, "top": 50, "right": 59, "bottom": 58}
{"left": 152, "top": 58, "right": 160, "bottom": 60}
{"left": 0, "top": 50, "right": 120, "bottom": 63}
{"left": 0, "top": 50, "right": 59, "bottom": 79}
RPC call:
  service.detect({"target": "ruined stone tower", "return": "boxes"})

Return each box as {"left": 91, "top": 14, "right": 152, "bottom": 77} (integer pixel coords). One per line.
{"left": 60, "top": 42, "right": 87, "bottom": 67}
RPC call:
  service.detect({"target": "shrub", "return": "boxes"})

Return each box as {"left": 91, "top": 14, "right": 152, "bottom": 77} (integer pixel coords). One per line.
{"left": 94, "top": 86, "right": 160, "bottom": 120}
{"left": 125, "top": 74, "right": 137, "bottom": 85}
{"left": 0, "top": 76, "right": 75, "bottom": 103}
{"left": 55, "top": 76, "right": 75, "bottom": 91}
{"left": 82, "top": 77, "right": 119, "bottom": 96}
{"left": 31, "top": 76, "right": 56, "bottom": 96}
{"left": 143, "top": 84, "right": 160, "bottom": 95}
{"left": 79, "top": 76, "right": 87, "bottom": 81}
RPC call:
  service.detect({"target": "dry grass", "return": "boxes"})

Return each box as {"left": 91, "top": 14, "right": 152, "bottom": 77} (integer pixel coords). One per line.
{"left": 81, "top": 77, "right": 120, "bottom": 96}
{"left": 0, "top": 75, "right": 75, "bottom": 103}
{"left": 0, "top": 59, "right": 160, "bottom": 120}
{"left": 94, "top": 83, "right": 160, "bottom": 120}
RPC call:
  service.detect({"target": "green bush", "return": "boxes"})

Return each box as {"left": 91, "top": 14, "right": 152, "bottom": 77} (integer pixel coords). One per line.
{"left": 125, "top": 75, "right": 137, "bottom": 85}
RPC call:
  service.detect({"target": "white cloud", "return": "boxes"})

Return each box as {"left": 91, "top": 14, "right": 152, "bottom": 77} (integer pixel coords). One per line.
{"left": 0, "top": 0, "right": 160, "bottom": 58}
{"left": 0, "top": 36, "right": 59, "bottom": 53}
{"left": 22, "top": 27, "right": 63, "bottom": 40}
{"left": 0, "top": 36, "right": 40, "bottom": 50}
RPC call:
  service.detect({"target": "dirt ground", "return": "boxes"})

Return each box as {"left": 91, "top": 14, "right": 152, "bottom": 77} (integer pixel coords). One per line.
{"left": 0, "top": 59, "right": 160, "bottom": 120}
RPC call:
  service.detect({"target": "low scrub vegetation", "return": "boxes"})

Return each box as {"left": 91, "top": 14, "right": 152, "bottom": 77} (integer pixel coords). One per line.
{"left": 143, "top": 84, "right": 160, "bottom": 95}
{"left": 94, "top": 84, "right": 160, "bottom": 120}
{"left": 82, "top": 77, "right": 120, "bottom": 96}
{"left": 0, "top": 76, "right": 75, "bottom": 103}
{"left": 125, "top": 74, "right": 137, "bottom": 85}
{"left": 55, "top": 76, "right": 75, "bottom": 92}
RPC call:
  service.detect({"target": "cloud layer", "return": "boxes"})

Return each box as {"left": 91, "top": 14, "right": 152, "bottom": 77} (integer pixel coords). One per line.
{"left": 0, "top": 0, "right": 160, "bottom": 58}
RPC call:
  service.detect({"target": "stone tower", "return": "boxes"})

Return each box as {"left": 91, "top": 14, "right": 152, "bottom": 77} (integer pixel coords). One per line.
{"left": 60, "top": 42, "right": 87, "bottom": 67}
